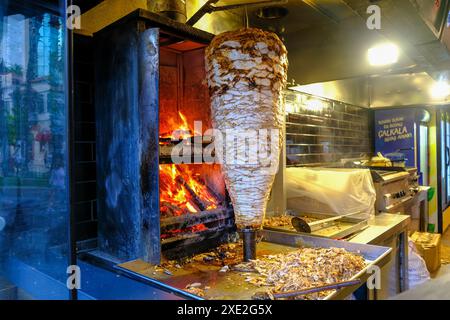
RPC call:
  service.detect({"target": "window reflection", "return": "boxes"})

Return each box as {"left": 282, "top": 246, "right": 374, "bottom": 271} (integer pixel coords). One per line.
{"left": 0, "top": 2, "right": 69, "bottom": 299}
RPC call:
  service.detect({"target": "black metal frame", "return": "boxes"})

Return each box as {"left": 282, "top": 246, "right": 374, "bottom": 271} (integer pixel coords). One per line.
{"left": 436, "top": 106, "right": 450, "bottom": 234}
{"left": 91, "top": 9, "right": 239, "bottom": 265}
{"left": 64, "top": 0, "right": 78, "bottom": 300}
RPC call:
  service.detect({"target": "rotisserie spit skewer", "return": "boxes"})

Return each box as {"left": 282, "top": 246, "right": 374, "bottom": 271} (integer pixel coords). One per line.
{"left": 205, "top": 28, "right": 288, "bottom": 261}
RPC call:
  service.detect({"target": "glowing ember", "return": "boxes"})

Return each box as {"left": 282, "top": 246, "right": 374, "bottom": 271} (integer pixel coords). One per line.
{"left": 159, "top": 164, "right": 219, "bottom": 217}
{"left": 160, "top": 224, "right": 208, "bottom": 240}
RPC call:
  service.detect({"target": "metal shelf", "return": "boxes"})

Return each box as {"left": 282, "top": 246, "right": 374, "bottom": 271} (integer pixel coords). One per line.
{"left": 287, "top": 152, "right": 365, "bottom": 157}
{"left": 286, "top": 143, "right": 367, "bottom": 148}
{"left": 286, "top": 122, "right": 367, "bottom": 134}
{"left": 287, "top": 112, "right": 369, "bottom": 128}
{"left": 286, "top": 132, "right": 370, "bottom": 141}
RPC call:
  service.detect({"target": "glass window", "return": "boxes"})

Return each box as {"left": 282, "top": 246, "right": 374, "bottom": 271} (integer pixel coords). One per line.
{"left": 0, "top": 0, "right": 71, "bottom": 300}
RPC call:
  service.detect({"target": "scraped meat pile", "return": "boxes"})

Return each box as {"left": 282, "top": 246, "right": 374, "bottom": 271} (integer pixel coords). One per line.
{"left": 264, "top": 215, "right": 317, "bottom": 228}
{"left": 235, "top": 247, "right": 366, "bottom": 299}
{"left": 264, "top": 215, "right": 294, "bottom": 228}
{"left": 160, "top": 241, "right": 366, "bottom": 300}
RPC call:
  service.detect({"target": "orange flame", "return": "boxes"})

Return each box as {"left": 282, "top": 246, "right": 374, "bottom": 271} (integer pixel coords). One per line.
{"left": 160, "top": 111, "right": 197, "bottom": 141}
{"left": 160, "top": 224, "right": 208, "bottom": 240}
{"left": 159, "top": 164, "right": 219, "bottom": 217}
{"left": 159, "top": 112, "right": 217, "bottom": 238}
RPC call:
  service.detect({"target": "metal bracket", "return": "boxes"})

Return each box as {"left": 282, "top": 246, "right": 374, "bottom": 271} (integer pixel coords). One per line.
{"left": 186, "top": 0, "right": 288, "bottom": 26}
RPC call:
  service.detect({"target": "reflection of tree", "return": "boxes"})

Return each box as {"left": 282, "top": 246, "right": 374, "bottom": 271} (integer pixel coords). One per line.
{"left": 0, "top": 60, "right": 7, "bottom": 175}
{"left": 6, "top": 64, "right": 23, "bottom": 76}
{"left": 9, "top": 88, "right": 22, "bottom": 145}
{"left": 19, "top": 15, "right": 43, "bottom": 173}
{"left": 0, "top": 3, "right": 7, "bottom": 175}
{"left": 48, "top": 15, "right": 64, "bottom": 159}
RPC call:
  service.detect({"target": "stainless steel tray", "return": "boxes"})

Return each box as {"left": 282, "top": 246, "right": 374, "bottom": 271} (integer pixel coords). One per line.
{"left": 265, "top": 212, "right": 369, "bottom": 239}
{"left": 115, "top": 230, "right": 392, "bottom": 300}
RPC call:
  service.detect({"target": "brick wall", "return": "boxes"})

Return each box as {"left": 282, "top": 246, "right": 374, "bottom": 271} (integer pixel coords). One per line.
{"left": 73, "top": 34, "right": 97, "bottom": 242}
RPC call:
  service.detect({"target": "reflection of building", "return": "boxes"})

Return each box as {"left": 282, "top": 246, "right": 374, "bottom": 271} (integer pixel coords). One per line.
{"left": 0, "top": 72, "right": 22, "bottom": 114}
{"left": 1, "top": 14, "right": 29, "bottom": 80}
{"left": 0, "top": 13, "right": 64, "bottom": 176}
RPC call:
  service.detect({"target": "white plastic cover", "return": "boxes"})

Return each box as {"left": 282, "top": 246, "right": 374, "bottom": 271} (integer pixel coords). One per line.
{"left": 408, "top": 238, "right": 430, "bottom": 288}
{"left": 286, "top": 167, "right": 376, "bottom": 219}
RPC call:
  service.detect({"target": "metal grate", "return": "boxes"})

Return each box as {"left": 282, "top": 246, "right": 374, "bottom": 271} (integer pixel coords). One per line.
{"left": 285, "top": 91, "right": 372, "bottom": 167}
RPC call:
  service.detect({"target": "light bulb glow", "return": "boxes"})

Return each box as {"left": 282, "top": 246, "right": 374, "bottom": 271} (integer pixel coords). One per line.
{"left": 368, "top": 43, "right": 399, "bottom": 66}
{"left": 430, "top": 81, "right": 450, "bottom": 99}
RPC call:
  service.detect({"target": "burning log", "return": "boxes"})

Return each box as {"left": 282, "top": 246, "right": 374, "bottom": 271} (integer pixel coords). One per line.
{"left": 160, "top": 201, "right": 193, "bottom": 217}
{"left": 161, "top": 225, "right": 224, "bottom": 245}
{"left": 176, "top": 176, "right": 208, "bottom": 211}
{"left": 160, "top": 208, "right": 231, "bottom": 233}
{"left": 205, "top": 28, "right": 288, "bottom": 230}
{"left": 160, "top": 164, "right": 220, "bottom": 214}
{"left": 194, "top": 176, "right": 225, "bottom": 204}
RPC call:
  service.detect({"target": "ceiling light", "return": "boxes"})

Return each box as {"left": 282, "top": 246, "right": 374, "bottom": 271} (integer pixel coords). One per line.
{"left": 430, "top": 81, "right": 450, "bottom": 99}
{"left": 367, "top": 43, "right": 399, "bottom": 66}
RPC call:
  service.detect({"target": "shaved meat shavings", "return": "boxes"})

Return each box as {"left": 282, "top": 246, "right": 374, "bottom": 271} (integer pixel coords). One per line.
{"left": 264, "top": 215, "right": 294, "bottom": 227}
{"left": 205, "top": 28, "right": 288, "bottom": 229}
{"left": 184, "top": 287, "right": 205, "bottom": 297}
{"left": 264, "top": 215, "right": 317, "bottom": 228}
{"left": 235, "top": 247, "right": 366, "bottom": 299}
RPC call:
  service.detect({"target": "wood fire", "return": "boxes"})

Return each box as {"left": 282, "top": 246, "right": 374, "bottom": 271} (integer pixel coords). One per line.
{"left": 159, "top": 164, "right": 219, "bottom": 217}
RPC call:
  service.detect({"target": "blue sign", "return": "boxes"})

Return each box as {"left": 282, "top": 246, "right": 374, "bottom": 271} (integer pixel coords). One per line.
{"left": 374, "top": 109, "right": 416, "bottom": 167}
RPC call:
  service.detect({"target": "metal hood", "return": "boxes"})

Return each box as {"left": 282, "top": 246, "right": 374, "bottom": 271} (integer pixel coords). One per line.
{"left": 242, "top": 0, "right": 450, "bottom": 84}
{"left": 78, "top": 0, "right": 450, "bottom": 85}
{"left": 77, "top": 0, "right": 450, "bottom": 107}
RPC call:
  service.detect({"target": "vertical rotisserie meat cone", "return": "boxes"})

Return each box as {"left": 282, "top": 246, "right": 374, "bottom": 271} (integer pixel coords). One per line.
{"left": 205, "top": 28, "right": 288, "bottom": 230}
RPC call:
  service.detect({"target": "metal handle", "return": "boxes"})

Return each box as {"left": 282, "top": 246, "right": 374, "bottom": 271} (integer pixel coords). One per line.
{"left": 307, "top": 212, "right": 360, "bottom": 227}
{"left": 446, "top": 146, "right": 450, "bottom": 167}
{"left": 253, "top": 279, "right": 361, "bottom": 300}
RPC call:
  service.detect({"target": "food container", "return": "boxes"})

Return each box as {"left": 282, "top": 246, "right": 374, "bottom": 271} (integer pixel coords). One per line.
{"left": 385, "top": 152, "right": 406, "bottom": 167}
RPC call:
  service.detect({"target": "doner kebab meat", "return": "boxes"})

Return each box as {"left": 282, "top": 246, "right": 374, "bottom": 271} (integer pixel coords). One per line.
{"left": 205, "top": 28, "right": 288, "bottom": 229}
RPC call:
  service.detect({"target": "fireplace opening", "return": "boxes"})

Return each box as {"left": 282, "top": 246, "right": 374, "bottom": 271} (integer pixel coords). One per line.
{"left": 94, "top": 25, "right": 236, "bottom": 264}
{"left": 158, "top": 43, "right": 235, "bottom": 259}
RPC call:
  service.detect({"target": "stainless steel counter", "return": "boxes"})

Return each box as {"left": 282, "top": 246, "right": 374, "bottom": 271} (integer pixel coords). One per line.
{"left": 349, "top": 213, "right": 410, "bottom": 299}
{"left": 349, "top": 213, "right": 410, "bottom": 245}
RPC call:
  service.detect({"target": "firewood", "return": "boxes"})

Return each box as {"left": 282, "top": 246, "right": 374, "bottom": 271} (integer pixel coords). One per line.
{"left": 176, "top": 176, "right": 207, "bottom": 211}
{"left": 194, "top": 176, "right": 225, "bottom": 204}
{"left": 161, "top": 201, "right": 189, "bottom": 217}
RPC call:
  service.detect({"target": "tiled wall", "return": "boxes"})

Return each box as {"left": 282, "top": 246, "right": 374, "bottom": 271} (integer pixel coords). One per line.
{"left": 73, "top": 34, "right": 97, "bottom": 242}
{"left": 285, "top": 90, "right": 373, "bottom": 166}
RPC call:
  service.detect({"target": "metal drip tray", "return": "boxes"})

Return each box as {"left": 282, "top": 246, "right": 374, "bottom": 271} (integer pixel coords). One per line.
{"left": 115, "top": 230, "right": 391, "bottom": 300}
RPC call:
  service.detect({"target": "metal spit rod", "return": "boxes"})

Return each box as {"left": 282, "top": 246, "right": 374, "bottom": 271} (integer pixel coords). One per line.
{"left": 242, "top": 228, "right": 257, "bottom": 261}
{"left": 186, "top": 0, "right": 288, "bottom": 26}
